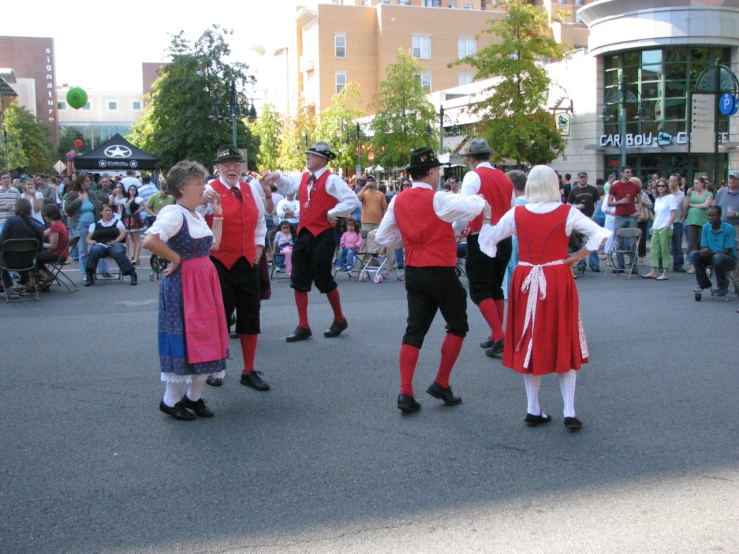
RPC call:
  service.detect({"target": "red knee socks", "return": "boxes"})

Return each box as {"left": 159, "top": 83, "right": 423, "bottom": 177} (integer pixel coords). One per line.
{"left": 494, "top": 300, "right": 505, "bottom": 329}
{"left": 240, "top": 334, "right": 258, "bottom": 373}
{"left": 295, "top": 290, "right": 309, "bottom": 328}
{"left": 399, "top": 344, "right": 420, "bottom": 396}
{"left": 479, "top": 298, "right": 505, "bottom": 341}
{"left": 435, "top": 334, "right": 464, "bottom": 388}
{"left": 326, "top": 288, "right": 345, "bottom": 322}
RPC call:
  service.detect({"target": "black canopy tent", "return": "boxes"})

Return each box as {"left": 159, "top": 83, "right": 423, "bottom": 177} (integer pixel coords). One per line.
{"left": 74, "top": 134, "right": 157, "bottom": 171}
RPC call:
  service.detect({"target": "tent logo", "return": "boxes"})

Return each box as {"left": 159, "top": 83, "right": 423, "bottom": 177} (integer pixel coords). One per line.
{"left": 99, "top": 160, "right": 107, "bottom": 168}
{"left": 130, "top": 160, "right": 138, "bottom": 168}
{"left": 104, "top": 145, "right": 132, "bottom": 158}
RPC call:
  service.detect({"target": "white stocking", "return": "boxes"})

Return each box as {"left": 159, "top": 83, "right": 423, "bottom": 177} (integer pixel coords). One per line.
{"left": 557, "top": 370, "right": 577, "bottom": 418}
{"left": 163, "top": 382, "right": 180, "bottom": 408}
{"left": 187, "top": 375, "right": 206, "bottom": 402}
{"left": 523, "top": 374, "right": 543, "bottom": 416}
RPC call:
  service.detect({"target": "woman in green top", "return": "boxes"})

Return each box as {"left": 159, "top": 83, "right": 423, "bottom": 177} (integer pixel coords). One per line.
{"left": 683, "top": 176, "right": 713, "bottom": 273}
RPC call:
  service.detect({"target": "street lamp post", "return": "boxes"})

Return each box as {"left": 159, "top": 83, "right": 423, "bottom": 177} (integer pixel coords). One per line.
{"left": 346, "top": 122, "right": 362, "bottom": 176}
{"left": 209, "top": 80, "right": 257, "bottom": 149}
{"left": 601, "top": 75, "right": 647, "bottom": 173}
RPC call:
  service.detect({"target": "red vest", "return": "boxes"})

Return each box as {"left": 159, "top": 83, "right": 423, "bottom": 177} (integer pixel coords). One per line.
{"left": 515, "top": 204, "right": 571, "bottom": 265}
{"left": 298, "top": 170, "right": 337, "bottom": 236}
{"left": 207, "top": 179, "right": 258, "bottom": 269}
{"left": 468, "top": 166, "right": 515, "bottom": 233}
{"left": 394, "top": 187, "right": 457, "bottom": 267}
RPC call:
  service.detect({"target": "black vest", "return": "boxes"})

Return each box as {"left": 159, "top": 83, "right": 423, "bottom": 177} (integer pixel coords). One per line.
{"left": 91, "top": 221, "right": 120, "bottom": 244}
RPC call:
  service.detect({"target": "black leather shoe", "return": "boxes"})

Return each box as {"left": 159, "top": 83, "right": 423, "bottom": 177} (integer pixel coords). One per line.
{"left": 159, "top": 400, "right": 196, "bottom": 421}
{"left": 485, "top": 338, "right": 505, "bottom": 358}
{"left": 181, "top": 395, "right": 214, "bottom": 417}
{"left": 206, "top": 376, "right": 223, "bottom": 387}
{"left": 240, "top": 370, "right": 270, "bottom": 391}
{"left": 324, "top": 318, "right": 348, "bottom": 338}
{"left": 480, "top": 337, "right": 495, "bottom": 349}
{"left": 426, "top": 381, "right": 462, "bottom": 406}
{"left": 229, "top": 331, "right": 239, "bottom": 339}
{"left": 129, "top": 270, "right": 138, "bottom": 286}
{"left": 84, "top": 273, "right": 95, "bottom": 287}
{"left": 524, "top": 412, "right": 552, "bottom": 426}
{"left": 286, "top": 326, "right": 312, "bottom": 342}
{"left": 397, "top": 394, "right": 421, "bottom": 413}
{"left": 564, "top": 417, "right": 583, "bottom": 431}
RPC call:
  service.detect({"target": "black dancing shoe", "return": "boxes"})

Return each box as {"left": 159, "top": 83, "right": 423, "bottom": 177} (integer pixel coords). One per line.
{"left": 426, "top": 381, "right": 462, "bottom": 406}
{"left": 240, "top": 370, "right": 270, "bottom": 391}
{"left": 84, "top": 273, "right": 95, "bottom": 287}
{"left": 159, "top": 400, "right": 196, "bottom": 421}
{"left": 397, "top": 394, "right": 421, "bottom": 413}
{"left": 564, "top": 417, "right": 583, "bottom": 431}
{"left": 181, "top": 395, "right": 214, "bottom": 417}
{"left": 485, "top": 338, "right": 505, "bottom": 358}
{"left": 128, "top": 269, "right": 138, "bottom": 286}
{"left": 206, "top": 376, "right": 223, "bottom": 387}
{"left": 286, "top": 326, "right": 312, "bottom": 342}
{"left": 524, "top": 412, "right": 552, "bottom": 426}
{"left": 323, "top": 318, "right": 348, "bottom": 338}
{"left": 480, "top": 337, "right": 495, "bottom": 349}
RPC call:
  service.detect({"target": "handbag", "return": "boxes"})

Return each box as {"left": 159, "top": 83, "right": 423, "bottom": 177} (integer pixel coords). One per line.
{"left": 638, "top": 204, "right": 653, "bottom": 222}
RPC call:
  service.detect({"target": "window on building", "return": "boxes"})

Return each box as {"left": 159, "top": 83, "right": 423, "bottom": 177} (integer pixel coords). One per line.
{"left": 463, "top": 3, "right": 473, "bottom": 9}
{"left": 458, "top": 37, "right": 476, "bottom": 59}
{"left": 414, "top": 73, "right": 432, "bottom": 94}
{"left": 575, "top": 0, "right": 585, "bottom": 4}
{"left": 57, "top": 102, "right": 66, "bottom": 110}
{"left": 335, "top": 34, "right": 346, "bottom": 58}
{"left": 558, "top": 0, "right": 567, "bottom": 4}
{"left": 399, "top": 0, "right": 410, "bottom": 5}
{"left": 82, "top": 102, "right": 91, "bottom": 110}
{"left": 108, "top": 101, "right": 117, "bottom": 110}
{"left": 421, "top": 0, "right": 441, "bottom": 6}
{"left": 449, "top": 1, "right": 457, "bottom": 7}
{"left": 381, "top": 0, "right": 389, "bottom": 3}
{"left": 132, "top": 101, "right": 141, "bottom": 110}
{"left": 458, "top": 74, "right": 474, "bottom": 86}
{"left": 412, "top": 35, "right": 431, "bottom": 59}
{"left": 336, "top": 72, "right": 347, "bottom": 94}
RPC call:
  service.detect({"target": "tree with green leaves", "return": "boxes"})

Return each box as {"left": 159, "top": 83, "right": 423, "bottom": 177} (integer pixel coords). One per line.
{"left": 129, "top": 26, "right": 259, "bottom": 171}
{"left": 276, "top": 101, "right": 316, "bottom": 171}
{"left": 451, "top": 0, "right": 568, "bottom": 166}
{"left": 3, "top": 102, "right": 54, "bottom": 173}
{"left": 315, "top": 82, "right": 365, "bottom": 174}
{"left": 370, "top": 49, "right": 437, "bottom": 171}
{"left": 57, "top": 126, "right": 86, "bottom": 160}
{"left": 250, "top": 103, "right": 282, "bottom": 171}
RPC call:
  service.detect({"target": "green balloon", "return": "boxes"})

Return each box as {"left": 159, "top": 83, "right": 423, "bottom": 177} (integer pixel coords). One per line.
{"left": 67, "top": 87, "right": 88, "bottom": 110}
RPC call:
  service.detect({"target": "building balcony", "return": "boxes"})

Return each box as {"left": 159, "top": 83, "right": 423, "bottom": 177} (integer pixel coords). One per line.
{"left": 300, "top": 55, "right": 315, "bottom": 73}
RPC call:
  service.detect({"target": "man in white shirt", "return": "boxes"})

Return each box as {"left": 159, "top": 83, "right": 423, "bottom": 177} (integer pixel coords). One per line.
{"left": 668, "top": 173, "right": 686, "bottom": 272}
{"left": 120, "top": 170, "right": 142, "bottom": 190}
{"left": 265, "top": 142, "right": 360, "bottom": 343}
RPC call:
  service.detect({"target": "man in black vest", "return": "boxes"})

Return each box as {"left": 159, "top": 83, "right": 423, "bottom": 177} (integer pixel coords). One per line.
{"left": 84, "top": 204, "right": 137, "bottom": 286}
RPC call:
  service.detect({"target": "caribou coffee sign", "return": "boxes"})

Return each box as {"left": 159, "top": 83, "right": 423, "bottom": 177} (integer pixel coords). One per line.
{"left": 599, "top": 131, "right": 730, "bottom": 149}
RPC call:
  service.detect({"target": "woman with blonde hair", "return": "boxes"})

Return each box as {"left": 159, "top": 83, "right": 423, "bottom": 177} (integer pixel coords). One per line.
{"left": 479, "top": 165, "right": 611, "bottom": 431}
{"left": 642, "top": 178, "right": 678, "bottom": 281}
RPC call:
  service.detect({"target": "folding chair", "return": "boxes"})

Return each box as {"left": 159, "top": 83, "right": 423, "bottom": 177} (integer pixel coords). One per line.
{"left": 45, "top": 235, "right": 80, "bottom": 293}
{"left": 0, "top": 238, "right": 40, "bottom": 302}
{"left": 604, "top": 227, "right": 641, "bottom": 279}
{"left": 333, "top": 228, "right": 370, "bottom": 281}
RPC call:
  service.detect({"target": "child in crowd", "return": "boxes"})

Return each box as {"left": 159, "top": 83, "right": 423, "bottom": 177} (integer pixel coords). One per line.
{"left": 337, "top": 218, "right": 362, "bottom": 271}
{"left": 272, "top": 220, "right": 294, "bottom": 272}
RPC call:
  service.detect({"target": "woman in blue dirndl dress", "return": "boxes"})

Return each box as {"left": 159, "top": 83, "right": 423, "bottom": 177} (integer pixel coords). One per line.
{"left": 144, "top": 161, "right": 229, "bottom": 421}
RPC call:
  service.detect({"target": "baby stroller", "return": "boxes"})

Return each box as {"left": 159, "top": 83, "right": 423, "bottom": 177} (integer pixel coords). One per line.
{"left": 357, "top": 229, "right": 395, "bottom": 283}
{"left": 149, "top": 254, "right": 170, "bottom": 281}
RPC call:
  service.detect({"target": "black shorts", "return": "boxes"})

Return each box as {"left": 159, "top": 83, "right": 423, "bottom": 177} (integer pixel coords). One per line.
{"left": 465, "top": 234, "right": 512, "bottom": 304}
{"left": 402, "top": 266, "right": 468, "bottom": 349}
{"left": 211, "top": 256, "right": 261, "bottom": 334}
{"left": 290, "top": 228, "right": 338, "bottom": 294}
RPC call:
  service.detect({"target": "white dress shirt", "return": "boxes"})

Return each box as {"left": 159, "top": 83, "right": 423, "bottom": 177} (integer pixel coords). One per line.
{"left": 273, "top": 167, "right": 359, "bottom": 218}
{"left": 201, "top": 178, "right": 267, "bottom": 247}
{"left": 453, "top": 162, "right": 516, "bottom": 234}
{"left": 276, "top": 198, "right": 301, "bottom": 222}
{"left": 478, "top": 202, "right": 613, "bottom": 258}
{"left": 376, "top": 181, "right": 486, "bottom": 249}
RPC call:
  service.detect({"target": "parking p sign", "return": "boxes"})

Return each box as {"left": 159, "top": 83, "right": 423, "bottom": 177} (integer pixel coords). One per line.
{"left": 719, "top": 93, "right": 738, "bottom": 116}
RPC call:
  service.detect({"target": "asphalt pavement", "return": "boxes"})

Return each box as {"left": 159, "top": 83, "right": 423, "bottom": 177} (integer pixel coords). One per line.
{"left": 1, "top": 262, "right": 737, "bottom": 553}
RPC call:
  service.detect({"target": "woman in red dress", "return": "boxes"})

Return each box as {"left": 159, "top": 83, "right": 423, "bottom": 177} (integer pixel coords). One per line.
{"left": 479, "top": 165, "right": 611, "bottom": 431}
